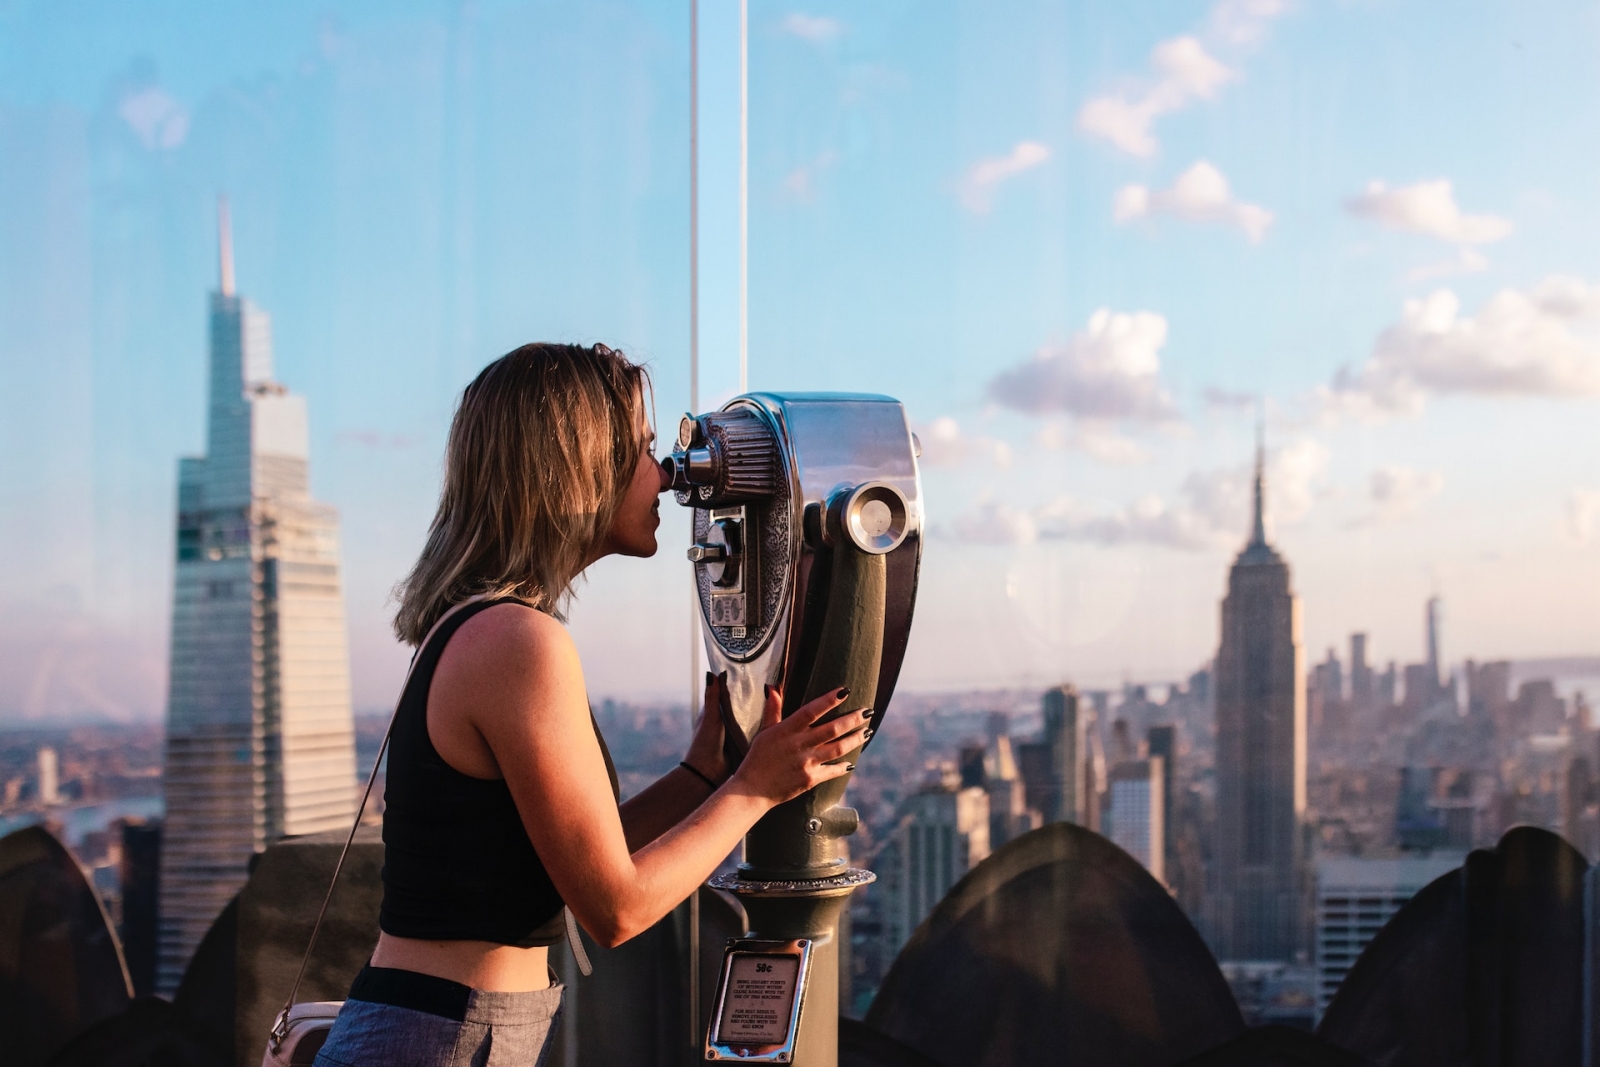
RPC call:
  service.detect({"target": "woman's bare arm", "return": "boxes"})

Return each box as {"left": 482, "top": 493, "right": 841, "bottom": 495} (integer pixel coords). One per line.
{"left": 430, "top": 605, "right": 864, "bottom": 948}
{"left": 617, "top": 767, "right": 717, "bottom": 852}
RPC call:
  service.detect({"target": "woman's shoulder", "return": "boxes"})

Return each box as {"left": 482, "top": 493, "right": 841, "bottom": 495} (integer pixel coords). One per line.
{"left": 438, "top": 601, "right": 580, "bottom": 691}
{"left": 459, "top": 600, "right": 573, "bottom": 653}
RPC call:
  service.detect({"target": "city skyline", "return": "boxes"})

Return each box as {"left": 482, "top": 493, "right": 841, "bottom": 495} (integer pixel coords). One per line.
{"left": 3, "top": 1, "right": 1600, "bottom": 722}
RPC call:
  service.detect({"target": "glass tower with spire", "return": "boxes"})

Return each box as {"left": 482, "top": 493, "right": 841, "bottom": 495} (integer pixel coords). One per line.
{"left": 156, "top": 200, "right": 357, "bottom": 993}
{"left": 1208, "top": 433, "right": 1307, "bottom": 962}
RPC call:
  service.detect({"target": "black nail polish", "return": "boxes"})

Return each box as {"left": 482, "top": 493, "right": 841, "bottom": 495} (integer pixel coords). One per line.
{"left": 836, "top": 687, "right": 851, "bottom": 700}
{"left": 705, "top": 671, "right": 715, "bottom": 688}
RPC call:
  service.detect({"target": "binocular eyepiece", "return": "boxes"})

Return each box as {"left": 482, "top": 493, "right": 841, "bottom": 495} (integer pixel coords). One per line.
{"left": 665, "top": 407, "right": 912, "bottom": 557}
{"left": 663, "top": 408, "right": 784, "bottom": 507}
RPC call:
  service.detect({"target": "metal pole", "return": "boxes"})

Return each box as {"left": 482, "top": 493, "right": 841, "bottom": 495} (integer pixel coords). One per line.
{"left": 690, "top": 0, "right": 699, "bottom": 419}
{"left": 737, "top": 0, "right": 748, "bottom": 394}
{"left": 687, "top": 1, "right": 702, "bottom": 1060}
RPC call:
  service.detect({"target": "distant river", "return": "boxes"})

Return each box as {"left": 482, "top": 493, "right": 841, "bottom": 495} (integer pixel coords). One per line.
{"left": 0, "top": 796, "right": 164, "bottom": 849}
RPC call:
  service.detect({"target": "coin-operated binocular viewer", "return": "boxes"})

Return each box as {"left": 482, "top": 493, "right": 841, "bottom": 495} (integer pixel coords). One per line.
{"left": 665, "top": 393, "right": 922, "bottom": 1065}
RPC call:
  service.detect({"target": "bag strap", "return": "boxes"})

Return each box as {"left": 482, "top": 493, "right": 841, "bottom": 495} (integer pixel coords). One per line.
{"left": 270, "top": 595, "right": 489, "bottom": 1052}
{"left": 564, "top": 906, "right": 593, "bottom": 976}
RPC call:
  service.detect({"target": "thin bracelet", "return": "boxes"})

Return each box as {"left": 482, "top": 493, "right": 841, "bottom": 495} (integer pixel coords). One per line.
{"left": 679, "top": 761, "right": 719, "bottom": 792}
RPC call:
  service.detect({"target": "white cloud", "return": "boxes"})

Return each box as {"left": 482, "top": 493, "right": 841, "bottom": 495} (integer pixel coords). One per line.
{"left": 941, "top": 494, "right": 1221, "bottom": 550}
{"left": 1352, "top": 465, "right": 1444, "bottom": 526}
{"left": 1405, "top": 247, "right": 1490, "bottom": 283}
{"left": 1202, "top": 386, "right": 1258, "bottom": 412}
{"left": 1274, "top": 438, "right": 1332, "bottom": 523}
{"left": 915, "top": 417, "right": 1013, "bottom": 469}
{"left": 1077, "top": 0, "right": 1290, "bottom": 158}
{"left": 782, "top": 149, "right": 839, "bottom": 202}
{"left": 118, "top": 86, "right": 189, "bottom": 150}
{"left": 1345, "top": 180, "right": 1513, "bottom": 246}
{"left": 1078, "top": 37, "right": 1232, "bottom": 158}
{"left": 945, "top": 498, "right": 1038, "bottom": 546}
{"left": 780, "top": 13, "right": 843, "bottom": 43}
{"left": 959, "top": 141, "right": 1050, "bottom": 213}
{"left": 1114, "top": 160, "right": 1274, "bottom": 243}
{"left": 1208, "top": 0, "right": 1291, "bottom": 45}
{"left": 988, "top": 309, "right": 1178, "bottom": 420}
{"left": 1041, "top": 494, "right": 1226, "bottom": 550}
{"left": 1034, "top": 420, "right": 1149, "bottom": 465}
{"left": 1563, "top": 489, "right": 1600, "bottom": 546}
{"left": 1317, "top": 277, "right": 1600, "bottom": 420}
{"left": 938, "top": 437, "right": 1326, "bottom": 552}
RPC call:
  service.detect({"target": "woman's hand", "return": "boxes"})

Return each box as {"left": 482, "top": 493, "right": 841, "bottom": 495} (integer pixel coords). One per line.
{"left": 683, "top": 671, "right": 731, "bottom": 785}
{"left": 729, "top": 686, "right": 870, "bottom": 807}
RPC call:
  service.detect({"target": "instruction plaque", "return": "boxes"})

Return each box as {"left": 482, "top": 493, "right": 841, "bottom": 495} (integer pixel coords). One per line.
{"left": 705, "top": 938, "right": 813, "bottom": 1062}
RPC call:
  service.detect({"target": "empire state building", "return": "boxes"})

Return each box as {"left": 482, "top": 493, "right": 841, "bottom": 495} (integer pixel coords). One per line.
{"left": 1209, "top": 440, "right": 1306, "bottom": 962}
{"left": 157, "top": 202, "right": 358, "bottom": 992}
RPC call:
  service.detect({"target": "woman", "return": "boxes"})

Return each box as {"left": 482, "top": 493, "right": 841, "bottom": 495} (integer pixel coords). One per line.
{"left": 313, "top": 344, "right": 867, "bottom": 1066}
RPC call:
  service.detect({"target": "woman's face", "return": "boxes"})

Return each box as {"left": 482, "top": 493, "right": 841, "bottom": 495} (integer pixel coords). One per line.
{"left": 601, "top": 419, "right": 670, "bottom": 559}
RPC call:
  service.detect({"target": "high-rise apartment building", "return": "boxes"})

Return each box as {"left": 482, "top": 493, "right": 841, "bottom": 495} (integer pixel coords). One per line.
{"left": 1078, "top": 700, "right": 1105, "bottom": 833}
{"left": 1146, "top": 725, "right": 1176, "bottom": 866}
{"left": 1564, "top": 755, "right": 1599, "bottom": 860}
{"left": 1106, "top": 757, "right": 1165, "bottom": 885}
{"left": 1313, "top": 854, "right": 1462, "bottom": 1020}
{"left": 1349, "top": 633, "right": 1372, "bottom": 707}
{"left": 120, "top": 818, "right": 162, "bottom": 997}
{"left": 157, "top": 202, "right": 357, "bottom": 993}
{"left": 1425, "top": 596, "right": 1442, "bottom": 693}
{"left": 877, "top": 785, "right": 991, "bottom": 960}
{"left": 37, "top": 746, "right": 59, "bottom": 805}
{"left": 1210, "top": 441, "right": 1305, "bottom": 962}
{"left": 1041, "top": 685, "right": 1077, "bottom": 824}
{"left": 1017, "top": 685, "right": 1079, "bottom": 826}
{"left": 981, "top": 733, "right": 1040, "bottom": 850}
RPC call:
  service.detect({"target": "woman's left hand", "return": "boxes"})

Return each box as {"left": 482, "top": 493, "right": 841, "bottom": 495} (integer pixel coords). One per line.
{"left": 683, "top": 671, "right": 730, "bottom": 785}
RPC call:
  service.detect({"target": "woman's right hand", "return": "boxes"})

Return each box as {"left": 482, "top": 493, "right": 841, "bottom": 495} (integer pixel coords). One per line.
{"left": 729, "top": 686, "right": 871, "bottom": 806}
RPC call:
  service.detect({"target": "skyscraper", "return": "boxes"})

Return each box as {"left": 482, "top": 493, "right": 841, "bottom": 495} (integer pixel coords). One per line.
{"left": 37, "top": 746, "right": 59, "bottom": 805}
{"left": 1042, "top": 685, "right": 1078, "bottom": 824}
{"left": 1425, "top": 596, "right": 1442, "bottom": 693}
{"left": 1348, "top": 633, "right": 1373, "bottom": 709}
{"left": 1107, "top": 757, "right": 1165, "bottom": 885}
{"left": 120, "top": 818, "right": 162, "bottom": 997}
{"left": 157, "top": 201, "right": 357, "bottom": 993}
{"left": 980, "top": 732, "right": 1040, "bottom": 850}
{"left": 877, "top": 784, "right": 991, "bottom": 960}
{"left": 1146, "top": 724, "right": 1176, "bottom": 867}
{"left": 1016, "top": 685, "right": 1079, "bottom": 826}
{"left": 1210, "top": 438, "right": 1305, "bottom": 962}
{"left": 1313, "top": 853, "right": 1461, "bottom": 1020}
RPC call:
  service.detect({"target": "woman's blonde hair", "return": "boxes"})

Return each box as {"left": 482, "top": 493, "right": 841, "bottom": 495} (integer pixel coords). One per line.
{"left": 393, "top": 343, "right": 651, "bottom": 645}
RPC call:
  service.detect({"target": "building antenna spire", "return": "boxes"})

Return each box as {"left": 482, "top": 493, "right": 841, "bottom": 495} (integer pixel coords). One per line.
{"left": 218, "top": 195, "right": 235, "bottom": 297}
{"left": 1250, "top": 406, "right": 1267, "bottom": 546}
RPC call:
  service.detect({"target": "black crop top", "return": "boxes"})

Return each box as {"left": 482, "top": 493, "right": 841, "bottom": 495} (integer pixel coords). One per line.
{"left": 379, "top": 597, "right": 619, "bottom": 947}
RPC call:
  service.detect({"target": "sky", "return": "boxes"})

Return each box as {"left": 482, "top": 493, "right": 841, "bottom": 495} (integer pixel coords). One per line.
{"left": 3, "top": 0, "right": 1600, "bottom": 722}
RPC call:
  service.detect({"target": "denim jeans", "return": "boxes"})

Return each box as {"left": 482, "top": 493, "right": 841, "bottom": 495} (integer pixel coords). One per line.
{"left": 313, "top": 966, "right": 563, "bottom": 1067}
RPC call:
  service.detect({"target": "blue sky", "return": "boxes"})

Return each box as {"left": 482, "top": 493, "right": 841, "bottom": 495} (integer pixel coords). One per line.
{"left": 3, "top": 0, "right": 1599, "bottom": 721}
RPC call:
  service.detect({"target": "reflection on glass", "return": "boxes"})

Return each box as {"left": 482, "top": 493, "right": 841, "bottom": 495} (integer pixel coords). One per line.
{"left": 5, "top": 1, "right": 1600, "bottom": 1062}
